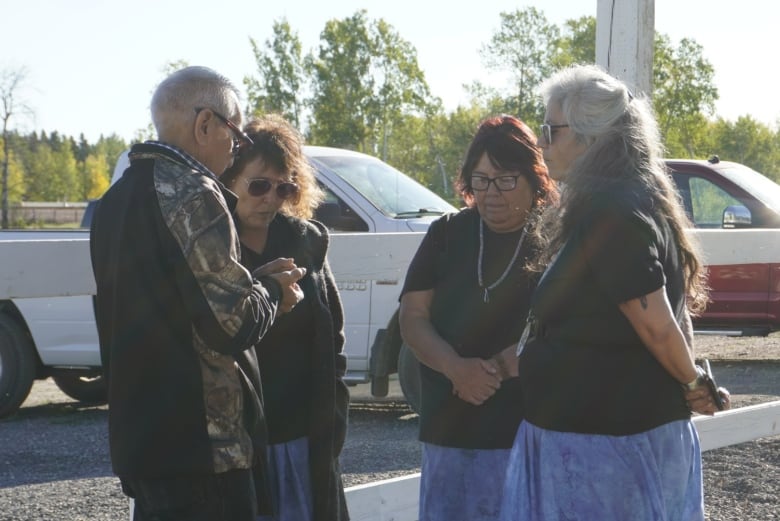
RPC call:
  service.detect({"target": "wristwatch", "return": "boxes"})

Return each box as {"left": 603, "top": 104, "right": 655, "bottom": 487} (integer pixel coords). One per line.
{"left": 683, "top": 366, "right": 706, "bottom": 391}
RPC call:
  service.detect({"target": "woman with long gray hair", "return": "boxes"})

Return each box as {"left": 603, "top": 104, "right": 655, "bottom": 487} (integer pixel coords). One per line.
{"left": 499, "top": 64, "right": 729, "bottom": 520}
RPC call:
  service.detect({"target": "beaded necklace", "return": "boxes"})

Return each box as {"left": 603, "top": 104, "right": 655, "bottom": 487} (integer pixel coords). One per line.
{"left": 477, "top": 219, "right": 528, "bottom": 303}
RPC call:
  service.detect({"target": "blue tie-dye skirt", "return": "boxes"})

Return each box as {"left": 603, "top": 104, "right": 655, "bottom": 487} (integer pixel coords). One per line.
{"left": 419, "top": 443, "right": 513, "bottom": 520}
{"left": 499, "top": 420, "right": 704, "bottom": 520}
{"left": 256, "top": 436, "right": 313, "bottom": 521}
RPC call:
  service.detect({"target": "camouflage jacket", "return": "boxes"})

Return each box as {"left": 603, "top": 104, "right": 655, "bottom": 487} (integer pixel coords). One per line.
{"left": 90, "top": 141, "right": 281, "bottom": 478}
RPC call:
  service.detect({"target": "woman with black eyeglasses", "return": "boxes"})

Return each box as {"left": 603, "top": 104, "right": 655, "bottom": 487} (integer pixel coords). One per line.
{"left": 398, "top": 115, "right": 558, "bottom": 520}
{"left": 220, "top": 115, "right": 349, "bottom": 521}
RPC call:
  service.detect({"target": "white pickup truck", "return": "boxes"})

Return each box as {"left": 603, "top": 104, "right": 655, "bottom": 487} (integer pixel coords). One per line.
{"left": 0, "top": 146, "right": 455, "bottom": 418}
{"left": 3, "top": 154, "right": 780, "bottom": 417}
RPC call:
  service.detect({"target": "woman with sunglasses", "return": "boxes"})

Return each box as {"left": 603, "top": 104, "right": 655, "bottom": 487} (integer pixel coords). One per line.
{"left": 220, "top": 115, "right": 349, "bottom": 521}
{"left": 398, "top": 115, "right": 558, "bottom": 520}
{"left": 499, "top": 65, "right": 730, "bottom": 520}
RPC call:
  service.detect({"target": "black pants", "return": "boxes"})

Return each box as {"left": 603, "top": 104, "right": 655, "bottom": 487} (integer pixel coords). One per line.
{"left": 122, "top": 468, "right": 257, "bottom": 521}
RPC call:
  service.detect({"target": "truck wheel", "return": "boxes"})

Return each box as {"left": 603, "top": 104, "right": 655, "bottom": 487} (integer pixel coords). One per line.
{"left": 398, "top": 343, "right": 422, "bottom": 413}
{"left": 53, "top": 373, "right": 107, "bottom": 404}
{"left": 0, "top": 315, "right": 37, "bottom": 419}
{"left": 370, "top": 375, "right": 389, "bottom": 397}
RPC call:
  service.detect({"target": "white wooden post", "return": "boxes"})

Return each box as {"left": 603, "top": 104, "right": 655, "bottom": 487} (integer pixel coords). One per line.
{"left": 596, "top": 0, "right": 654, "bottom": 96}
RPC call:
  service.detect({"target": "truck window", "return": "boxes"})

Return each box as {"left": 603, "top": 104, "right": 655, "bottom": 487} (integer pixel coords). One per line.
{"left": 687, "top": 176, "right": 744, "bottom": 228}
{"left": 314, "top": 185, "right": 369, "bottom": 232}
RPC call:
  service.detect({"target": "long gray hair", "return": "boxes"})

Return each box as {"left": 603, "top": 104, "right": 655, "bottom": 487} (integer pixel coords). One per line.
{"left": 537, "top": 64, "right": 708, "bottom": 313}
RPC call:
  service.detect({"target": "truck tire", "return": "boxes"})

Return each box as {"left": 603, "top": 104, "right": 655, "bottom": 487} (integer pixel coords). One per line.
{"left": 0, "top": 314, "right": 37, "bottom": 419}
{"left": 397, "top": 343, "right": 422, "bottom": 413}
{"left": 52, "top": 373, "right": 107, "bottom": 404}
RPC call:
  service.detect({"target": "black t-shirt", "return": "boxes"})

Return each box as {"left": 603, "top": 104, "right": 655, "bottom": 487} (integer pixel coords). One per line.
{"left": 241, "top": 217, "right": 315, "bottom": 443}
{"left": 519, "top": 191, "right": 691, "bottom": 435}
{"left": 401, "top": 208, "right": 536, "bottom": 448}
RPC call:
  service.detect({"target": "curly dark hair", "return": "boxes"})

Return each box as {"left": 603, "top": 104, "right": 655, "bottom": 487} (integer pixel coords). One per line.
{"left": 220, "top": 114, "right": 323, "bottom": 220}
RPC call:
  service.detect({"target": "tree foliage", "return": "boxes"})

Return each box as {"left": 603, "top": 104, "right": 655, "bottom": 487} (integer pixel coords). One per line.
{"left": 245, "top": 19, "right": 306, "bottom": 127}
{"left": 707, "top": 117, "right": 780, "bottom": 180}
{"left": 307, "top": 10, "right": 434, "bottom": 154}
{"left": 1, "top": 66, "right": 33, "bottom": 228}
{"left": 554, "top": 16, "right": 596, "bottom": 67}
{"left": 0, "top": 137, "right": 25, "bottom": 203}
{"left": 653, "top": 35, "right": 718, "bottom": 157}
{"left": 5, "top": 6, "right": 780, "bottom": 221}
{"left": 479, "top": 7, "right": 560, "bottom": 123}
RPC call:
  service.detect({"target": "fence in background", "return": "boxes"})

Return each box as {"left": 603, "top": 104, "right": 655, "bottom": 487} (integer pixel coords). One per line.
{"left": 6, "top": 202, "right": 87, "bottom": 226}
{"left": 1, "top": 235, "right": 778, "bottom": 521}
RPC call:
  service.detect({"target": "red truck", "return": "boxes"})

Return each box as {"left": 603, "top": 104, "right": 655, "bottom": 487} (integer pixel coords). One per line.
{"left": 667, "top": 156, "right": 780, "bottom": 336}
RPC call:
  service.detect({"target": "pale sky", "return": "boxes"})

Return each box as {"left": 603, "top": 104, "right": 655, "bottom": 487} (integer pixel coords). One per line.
{"left": 2, "top": 0, "right": 778, "bottom": 143}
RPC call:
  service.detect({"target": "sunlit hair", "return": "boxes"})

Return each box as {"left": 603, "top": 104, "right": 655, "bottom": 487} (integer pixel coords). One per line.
{"left": 151, "top": 66, "right": 242, "bottom": 141}
{"left": 538, "top": 64, "right": 708, "bottom": 312}
{"left": 220, "top": 114, "right": 323, "bottom": 220}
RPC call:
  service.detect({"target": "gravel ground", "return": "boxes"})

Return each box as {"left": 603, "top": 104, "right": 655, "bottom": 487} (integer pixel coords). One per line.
{"left": 0, "top": 334, "right": 777, "bottom": 520}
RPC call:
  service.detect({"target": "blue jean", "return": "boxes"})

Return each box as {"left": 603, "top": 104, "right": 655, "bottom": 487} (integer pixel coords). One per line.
{"left": 122, "top": 468, "right": 256, "bottom": 521}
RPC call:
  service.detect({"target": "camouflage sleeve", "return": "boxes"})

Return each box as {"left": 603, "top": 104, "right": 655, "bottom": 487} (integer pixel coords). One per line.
{"left": 155, "top": 170, "right": 279, "bottom": 354}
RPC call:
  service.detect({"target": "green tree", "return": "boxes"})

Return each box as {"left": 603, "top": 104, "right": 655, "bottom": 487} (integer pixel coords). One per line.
{"left": 370, "top": 18, "right": 433, "bottom": 159}
{"left": 554, "top": 16, "right": 596, "bottom": 68}
{"left": 0, "top": 136, "right": 25, "bottom": 203}
{"left": 478, "top": 7, "right": 560, "bottom": 123}
{"left": 79, "top": 153, "right": 110, "bottom": 200}
{"left": 389, "top": 103, "right": 490, "bottom": 202}
{"left": 708, "top": 116, "right": 780, "bottom": 179}
{"left": 307, "top": 10, "right": 434, "bottom": 153}
{"left": 1, "top": 66, "right": 33, "bottom": 228}
{"left": 245, "top": 19, "right": 306, "bottom": 127}
{"left": 25, "top": 140, "right": 78, "bottom": 201}
{"left": 653, "top": 35, "right": 718, "bottom": 156}
{"left": 93, "top": 134, "right": 128, "bottom": 180}
{"left": 307, "top": 11, "right": 374, "bottom": 148}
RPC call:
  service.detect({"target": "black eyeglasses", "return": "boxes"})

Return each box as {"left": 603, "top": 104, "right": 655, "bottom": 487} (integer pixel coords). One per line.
{"left": 194, "top": 107, "right": 254, "bottom": 156}
{"left": 540, "top": 123, "right": 569, "bottom": 145}
{"left": 470, "top": 175, "right": 521, "bottom": 192}
{"left": 243, "top": 178, "right": 299, "bottom": 199}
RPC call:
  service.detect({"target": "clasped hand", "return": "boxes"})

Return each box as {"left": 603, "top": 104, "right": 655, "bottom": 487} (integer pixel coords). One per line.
{"left": 447, "top": 357, "right": 502, "bottom": 406}
{"left": 684, "top": 385, "right": 731, "bottom": 416}
{"left": 252, "top": 258, "right": 306, "bottom": 314}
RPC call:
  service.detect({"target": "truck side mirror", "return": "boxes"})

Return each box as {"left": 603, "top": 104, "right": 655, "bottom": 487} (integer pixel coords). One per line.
{"left": 722, "top": 205, "right": 752, "bottom": 228}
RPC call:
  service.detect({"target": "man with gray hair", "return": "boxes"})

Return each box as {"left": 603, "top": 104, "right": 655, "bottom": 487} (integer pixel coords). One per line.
{"left": 90, "top": 65, "right": 305, "bottom": 520}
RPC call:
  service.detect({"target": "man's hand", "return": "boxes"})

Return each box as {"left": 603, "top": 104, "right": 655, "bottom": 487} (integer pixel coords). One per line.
{"left": 266, "top": 264, "right": 306, "bottom": 314}
{"left": 251, "top": 257, "right": 297, "bottom": 278}
{"left": 685, "top": 385, "right": 731, "bottom": 416}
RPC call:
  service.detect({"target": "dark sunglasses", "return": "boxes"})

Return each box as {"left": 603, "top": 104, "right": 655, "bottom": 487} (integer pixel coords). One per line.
{"left": 194, "top": 107, "right": 254, "bottom": 156}
{"left": 540, "top": 123, "right": 569, "bottom": 145}
{"left": 243, "top": 178, "right": 299, "bottom": 199}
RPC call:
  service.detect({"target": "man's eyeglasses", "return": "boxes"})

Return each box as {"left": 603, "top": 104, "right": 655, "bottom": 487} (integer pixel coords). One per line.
{"left": 540, "top": 123, "right": 569, "bottom": 146}
{"left": 244, "top": 178, "right": 299, "bottom": 199}
{"left": 194, "top": 107, "right": 254, "bottom": 156}
{"left": 470, "top": 175, "right": 521, "bottom": 192}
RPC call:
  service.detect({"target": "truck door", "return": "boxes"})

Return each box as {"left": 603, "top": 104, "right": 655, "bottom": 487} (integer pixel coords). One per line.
{"left": 673, "top": 171, "right": 770, "bottom": 333}
{"left": 313, "top": 185, "right": 373, "bottom": 379}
